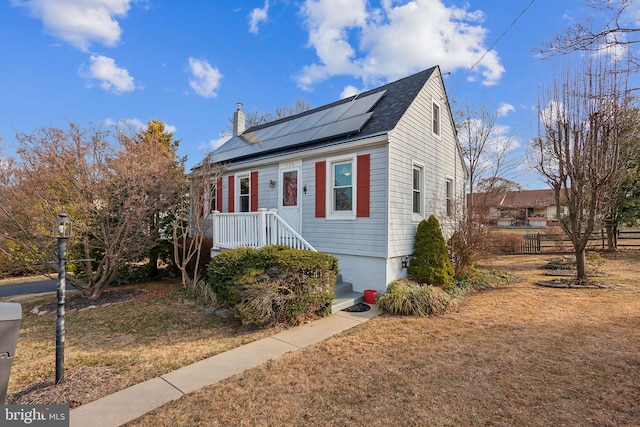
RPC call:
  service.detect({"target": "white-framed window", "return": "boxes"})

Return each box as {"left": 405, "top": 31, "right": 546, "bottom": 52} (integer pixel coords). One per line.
{"left": 412, "top": 164, "right": 424, "bottom": 215}
{"left": 446, "top": 178, "right": 453, "bottom": 217}
{"left": 238, "top": 175, "right": 250, "bottom": 212}
{"left": 327, "top": 155, "right": 356, "bottom": 219}
{"left": 209, "top": 182, "right": 217, "bottom": 212}
{"left": 432, "top": 100, "right": 441, "bottom": 137}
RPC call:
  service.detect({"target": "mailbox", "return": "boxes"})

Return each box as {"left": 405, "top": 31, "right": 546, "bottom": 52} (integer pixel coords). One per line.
{"left": 0, "top": 302, "right": 22, "bottom": 403}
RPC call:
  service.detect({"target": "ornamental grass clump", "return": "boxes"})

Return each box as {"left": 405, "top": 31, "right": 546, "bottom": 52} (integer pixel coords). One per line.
{"left": 453, "top": 269, "right": 516, "bottom": 296}
{"left": 376, "top": 279, "right": 452, "bottom": 316}
{"left": 408, "top": 215, "right": 455, "bottom": 289}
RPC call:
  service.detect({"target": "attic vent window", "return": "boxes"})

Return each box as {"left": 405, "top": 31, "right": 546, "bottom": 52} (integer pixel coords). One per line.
{"left": 432, "top": 101, "right": 441, "bottom": 137}
{"left": 446, "top": 179, "right": 453, "bottom": 216}
{"left": 413, "top": 164, "right": 423, "bottom": 215}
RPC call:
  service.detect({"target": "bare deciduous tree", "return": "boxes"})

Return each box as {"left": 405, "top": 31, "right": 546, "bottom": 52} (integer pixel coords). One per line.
{"left": 455, "top": 102, "right": 518, "bottom": 220}
{"left": 532, "top": 58, "right": 639, "bottom": 280}
{"left": 171, "top": 153, "right": 224, "bottom": 288}
{"left": 226, "top": 98, "right": 311, "bottom": 134}
{"left": 538, "top": 0, "right": 640, "bottom": 69}
{"left": 0, "top": 122, "right": 184, "bottom": 298}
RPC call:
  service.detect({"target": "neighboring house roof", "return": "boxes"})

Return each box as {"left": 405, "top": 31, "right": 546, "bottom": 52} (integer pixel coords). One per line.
{"left": 212, "top": 67, "right": 438, "bottom": 164}
{"left": 474, "top": 189, "right": 560, "bottom": 209}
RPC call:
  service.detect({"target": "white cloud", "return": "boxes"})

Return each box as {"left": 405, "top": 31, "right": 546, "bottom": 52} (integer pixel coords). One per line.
{"left": 163, "top": 124, "right": 177, "bottom": 134}
{"left": 297, "top": 0, "right": 504, "bottom": 89}
{"left": 208, "top": 134, "right": 231, "bottom": 151}
{"left": 540, "top": 100, "right": 565, "bottom": 125}
{"left": 249, "top": 0, "right": 269, "bottom": 34}
{"left": 187, "top": 57, "right": 223, "bottom": 98}
{"left": 105, "top": 118, "right": 177, "bottom": 134}
{"left": 596, "top": 32, "right": 628, "bottom": 62}
{"left": 11, "top": 0, "right": 133, "bottom": 52}
{"left": 118, "top": 118, "right": 145, "bottom": 130}
{"left": 497, "top": 103, "right": 515, "bottom": 117}
{"left": 340, "top": 85, "right": 360, "bottom": 99}
{"left": 81, "top": 54, "right": 135, "bottom": 94}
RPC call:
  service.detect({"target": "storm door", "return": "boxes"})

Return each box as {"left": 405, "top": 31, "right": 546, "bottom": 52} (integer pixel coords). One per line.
{"left": 278, "top": 161, "right": 302, "bottom": 234}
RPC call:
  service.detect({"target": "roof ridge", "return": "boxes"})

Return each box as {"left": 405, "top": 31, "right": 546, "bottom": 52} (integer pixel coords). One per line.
{"left": 245, "top": 66, "right": 437, "bottom": 133}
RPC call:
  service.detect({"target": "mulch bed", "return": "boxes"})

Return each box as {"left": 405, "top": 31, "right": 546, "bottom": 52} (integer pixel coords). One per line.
{"left": 542, "top": 270, "right": 607, "bottom": 277}
{"left": 535, "top": 279, "right": 613, "bottom": 289}
{"left": 31, "top": 288, "right": 149, "bottom": 315}
{"left": 7, "top": 366, "right": 118, "bottom": 408}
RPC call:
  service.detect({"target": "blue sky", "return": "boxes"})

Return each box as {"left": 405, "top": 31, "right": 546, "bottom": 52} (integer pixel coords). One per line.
{"left": 0, "top": 0, "right": 630, "bottom": 189}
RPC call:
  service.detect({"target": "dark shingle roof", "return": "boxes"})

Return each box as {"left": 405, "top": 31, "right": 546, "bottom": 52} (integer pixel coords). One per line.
{"left": 474, "top": 189, "right": 560, "bottom": 209}
{"left": 212, "top": 67, "right": 437, "bottom": 164}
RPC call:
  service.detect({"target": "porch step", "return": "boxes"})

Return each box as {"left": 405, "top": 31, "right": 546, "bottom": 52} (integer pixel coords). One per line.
{"left": 331, "top": 292, "right": 364, "bottom": 313}
{"left": 334, "top": 280, "right": 354, "bottom": 296}
{"left": 331, "top": 274, "right": 364, "bottom": 313}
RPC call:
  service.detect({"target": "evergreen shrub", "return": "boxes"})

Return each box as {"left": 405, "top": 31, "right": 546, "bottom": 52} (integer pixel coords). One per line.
{"left": 408, "top": 215, "right": 455, "bottom": 288}
{"left": 207, "top": 245, "right": 338, "bottom": 326}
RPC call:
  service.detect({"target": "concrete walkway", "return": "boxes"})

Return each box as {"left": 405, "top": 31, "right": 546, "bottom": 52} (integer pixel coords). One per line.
{"left": 70, "top": 305, "right": 381, "bottom": 427}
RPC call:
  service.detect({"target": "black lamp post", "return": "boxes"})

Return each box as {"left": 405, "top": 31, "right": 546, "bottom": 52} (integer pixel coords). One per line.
{"left": 53, "top": 210, "right": 72, "bottom": 384}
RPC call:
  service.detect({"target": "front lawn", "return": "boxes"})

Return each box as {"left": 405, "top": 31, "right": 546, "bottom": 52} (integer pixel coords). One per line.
{"left": 4, "top": 280, "right": 278, "bottom": 406}
{"left": 128, "top": 252, "right": 640, "bottom": 426}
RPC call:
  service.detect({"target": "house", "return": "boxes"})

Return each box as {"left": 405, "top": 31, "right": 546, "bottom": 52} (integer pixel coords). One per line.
{"left": 203, "top": 66, "right": 466, "bottom": 297}
{"left": 470, "top": 189, "right": 566, "bottom": 228}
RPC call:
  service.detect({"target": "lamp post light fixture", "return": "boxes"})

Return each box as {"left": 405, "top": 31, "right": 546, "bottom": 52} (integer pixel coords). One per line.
{"left": 53, "top": 210, "right": 72, "bottom": 384}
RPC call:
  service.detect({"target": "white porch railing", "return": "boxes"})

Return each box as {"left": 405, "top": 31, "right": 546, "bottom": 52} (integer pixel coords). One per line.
{"left": 211, "top": 208, "right": 316, "bottom": 252}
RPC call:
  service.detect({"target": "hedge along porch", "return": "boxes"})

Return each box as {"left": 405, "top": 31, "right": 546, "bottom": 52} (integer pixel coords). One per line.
{"left": 199, "top": 66, "right": 467, "bottom": 294}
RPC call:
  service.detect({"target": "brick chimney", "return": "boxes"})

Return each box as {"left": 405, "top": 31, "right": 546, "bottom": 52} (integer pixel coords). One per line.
{"left": 233, "top": 102, "right": 245, "bottom": 136}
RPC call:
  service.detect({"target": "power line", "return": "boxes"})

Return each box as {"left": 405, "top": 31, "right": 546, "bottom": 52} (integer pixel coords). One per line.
{"left": 450, "top": 0, "right": 537, "bottom": 91}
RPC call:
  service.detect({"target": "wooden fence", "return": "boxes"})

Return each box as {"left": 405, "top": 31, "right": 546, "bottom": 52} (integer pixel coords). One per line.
{"left": 518, "top": 229, "right": 640, "bottom": 253}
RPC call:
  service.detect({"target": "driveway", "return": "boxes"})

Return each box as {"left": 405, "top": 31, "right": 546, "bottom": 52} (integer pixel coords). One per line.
{"left": 0, "top": 279, "right": 75, "bottom": 298}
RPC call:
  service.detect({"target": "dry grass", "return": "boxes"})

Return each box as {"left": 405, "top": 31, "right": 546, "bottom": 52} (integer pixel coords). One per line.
{"left": 127, "top": 252, "right": 640, "bottom": 426}
{"left": 5, "top": 280, "right": 279, "bottom": 406}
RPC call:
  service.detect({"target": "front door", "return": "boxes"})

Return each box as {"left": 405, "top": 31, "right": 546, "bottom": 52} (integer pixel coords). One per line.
{"left": 278, "top": 161, "right": 302, "bottom": 234}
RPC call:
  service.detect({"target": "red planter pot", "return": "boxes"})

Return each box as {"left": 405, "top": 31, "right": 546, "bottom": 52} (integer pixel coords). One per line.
{"left": 363, "top": 289, "right": 378, "bottom": 304}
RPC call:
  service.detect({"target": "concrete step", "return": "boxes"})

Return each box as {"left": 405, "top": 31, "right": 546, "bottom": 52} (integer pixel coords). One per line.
{"left": 334, "top": 280, "right": 354, "bottom": 296}
{"left": 331, "top": 274, "right": 364, "bottom": 312}
{"left": 331, "top": 291, "right": 364, "bottom": 313}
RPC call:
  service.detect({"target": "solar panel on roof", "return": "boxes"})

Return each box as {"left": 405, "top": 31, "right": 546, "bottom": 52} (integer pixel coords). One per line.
{"left": 312, "top": 113, "right": 372, "bottom": 141}
{"left": 269, "top": 116, "right": 308, "bottom": 139}
{"left": 262, "top": 127, "right": 322, "bottom": 151}
{"left": 212, "top": 88, "right": 385, "bottom": 162}
{"left": 312, "top": 102, "right": 353, "bottom": 127}
{"left": 288, "top": 109, "right": 329, "bottom": 134}
{"left": 253, "top": 121, "right": 287, "bottom": 142}
{"left": 339, "top": 90, "right": 386, "bottom": 118}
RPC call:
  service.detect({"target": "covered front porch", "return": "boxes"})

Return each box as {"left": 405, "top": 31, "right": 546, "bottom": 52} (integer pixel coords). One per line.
{"left": 210, "top": 208, "right": 315, "bottom": 252}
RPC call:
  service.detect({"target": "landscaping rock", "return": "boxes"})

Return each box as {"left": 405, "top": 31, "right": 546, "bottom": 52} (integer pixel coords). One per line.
{"left": 214, "top": 308, "right": 232, "bottom": 318}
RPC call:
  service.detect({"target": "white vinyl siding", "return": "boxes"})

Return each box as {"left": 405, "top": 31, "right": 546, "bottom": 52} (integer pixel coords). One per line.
{"left": 302, "top": 146, "right": 388, "bottom": 258}
{"left": 218, "top": 165, "right": 278, "bottom": 213}
{"left": 387, "top": 69, "right": 465, "bottom": 257}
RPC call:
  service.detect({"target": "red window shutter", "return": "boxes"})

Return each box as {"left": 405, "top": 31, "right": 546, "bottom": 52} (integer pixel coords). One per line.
{"left": 216, "top": 178, "right": 223, "bottom": 211}
{"left": 250, "top": 171, "right": 259, "bottom": 212}
{"left": 315, "top": 161, "right": 326, "bottom": 218}
{"left": 227, "top": 175, "right": 234, "bottom": 213}
{"left": 357, "top": 154, "right": 370, "bottom": 218}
